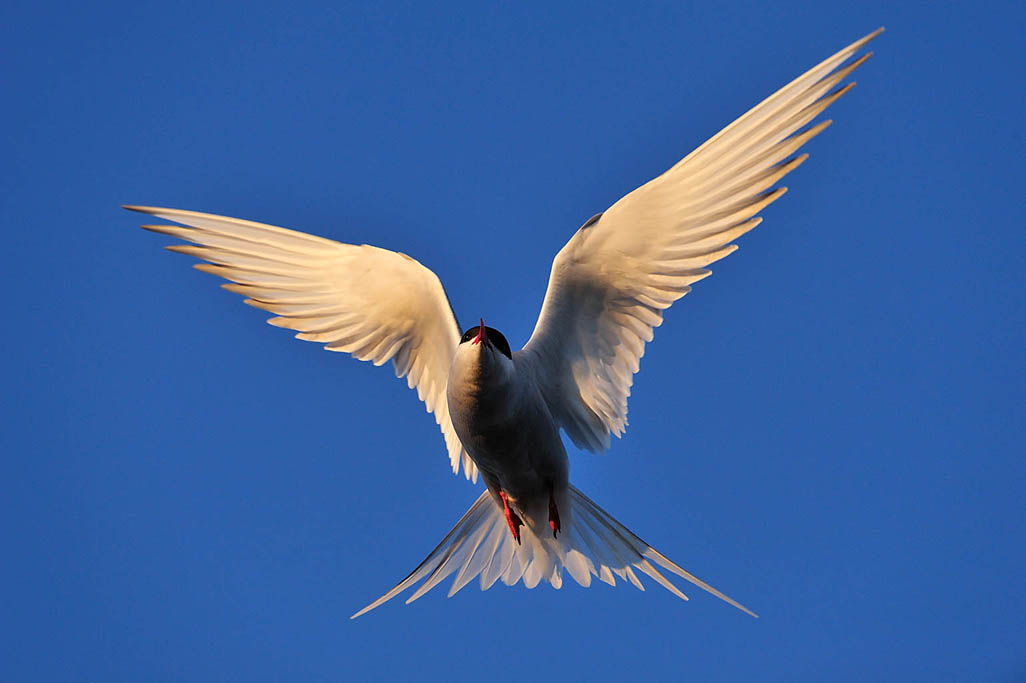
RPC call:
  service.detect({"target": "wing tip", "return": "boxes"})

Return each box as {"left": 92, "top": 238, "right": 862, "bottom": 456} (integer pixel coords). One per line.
{"left": 835, "top": 80, "right": 858, "bottom": 99}
{"left": 350, "top": 604, "right": 375, "bottom": 620}
{"left": 140, "top": 224, "right": 174, "bottom": 235}
{"left": 124, "top": 204, "right": 173, "bottom": 216}
{"left": 192, "top": 262, "right": 214, "bottom": 273}
{"left": 853, "top": 27, "right": 885, "bottom": 51}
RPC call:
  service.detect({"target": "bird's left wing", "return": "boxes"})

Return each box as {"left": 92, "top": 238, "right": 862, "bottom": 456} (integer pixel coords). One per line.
{"left": 519, "top": 29, "right": 881, "bottom": 452}
{"left": 127, "top": 206, "right": 478, "bottom": 481}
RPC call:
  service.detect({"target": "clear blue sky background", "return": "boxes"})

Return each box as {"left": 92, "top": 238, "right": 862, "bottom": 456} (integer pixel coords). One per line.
{"left": 4, "top": 1, "right": 1024, "bottom": 681}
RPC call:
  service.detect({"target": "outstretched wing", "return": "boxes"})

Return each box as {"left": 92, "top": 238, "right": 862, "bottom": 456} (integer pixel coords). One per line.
{"left": 519, "top": 29, "right": 882, "bottom": 452}
{"left": 128, "top": 205, "right": 478, "bottom": 482}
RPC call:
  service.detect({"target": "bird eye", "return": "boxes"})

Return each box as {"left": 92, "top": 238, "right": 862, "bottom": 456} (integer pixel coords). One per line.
{"left": 460, "top": 328, "right": 477, "bottom": 344}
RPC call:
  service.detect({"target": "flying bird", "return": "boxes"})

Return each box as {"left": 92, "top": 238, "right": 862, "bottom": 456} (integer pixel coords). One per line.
{"left": 128, "top": 28, "right": 881, "bottom": 619}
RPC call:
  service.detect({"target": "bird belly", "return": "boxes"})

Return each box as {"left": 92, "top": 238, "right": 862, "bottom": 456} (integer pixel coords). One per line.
{"left": 471, "top": 419, "right": 566, "bottom": 498}
{"left": 448, "top": 383, "right": 568, "bottom": 507}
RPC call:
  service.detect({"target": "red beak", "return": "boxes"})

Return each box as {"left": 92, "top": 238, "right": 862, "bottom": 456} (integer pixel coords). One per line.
{"left": 472, "top": 318, "right": 487, "bottom": 345}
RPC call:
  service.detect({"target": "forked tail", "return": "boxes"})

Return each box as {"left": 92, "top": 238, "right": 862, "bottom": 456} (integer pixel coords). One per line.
{"left": 351, "top": 486, "right": 756, "bottom": 618}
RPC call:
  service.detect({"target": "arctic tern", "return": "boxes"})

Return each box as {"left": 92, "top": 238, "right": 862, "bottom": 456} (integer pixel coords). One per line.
{"left": 129, "top": 28, "right": 881, "bottom": 619}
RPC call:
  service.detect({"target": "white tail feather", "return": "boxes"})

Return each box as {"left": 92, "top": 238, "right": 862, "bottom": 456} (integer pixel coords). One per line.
{"left": 351, "top": 486, "right": 757, "bottom": 618}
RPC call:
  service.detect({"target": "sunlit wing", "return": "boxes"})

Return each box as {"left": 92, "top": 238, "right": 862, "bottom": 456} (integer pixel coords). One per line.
{"left": 128, "top": 205, "right": 478, "bottom": 481}
{"left": 520, "top": 29, "right": 882, "bottom": 451}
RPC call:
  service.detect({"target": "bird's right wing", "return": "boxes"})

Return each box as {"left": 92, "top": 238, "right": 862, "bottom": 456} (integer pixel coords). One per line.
{"left": 128, "top": 205, "right": 478, "bottom": 482}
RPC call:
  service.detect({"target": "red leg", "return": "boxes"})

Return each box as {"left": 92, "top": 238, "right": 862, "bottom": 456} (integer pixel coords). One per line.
{"left": 499, "top": 491, "right": 523, "bottom": 545}
{"left": 548, "top": 491, "right": 561, "bottom": 538}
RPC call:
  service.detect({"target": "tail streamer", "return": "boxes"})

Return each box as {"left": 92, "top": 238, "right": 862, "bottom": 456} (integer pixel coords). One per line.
{"left": 351, "top": 486, "right": 756, "bottom": 618}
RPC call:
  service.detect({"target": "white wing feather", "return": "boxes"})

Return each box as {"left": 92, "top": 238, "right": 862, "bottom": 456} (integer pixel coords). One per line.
{"left": 521, "top": 29, "right": 882, "bottom": 451}
{"left": 128, "top": 205, "right": 478, "bottom": 481}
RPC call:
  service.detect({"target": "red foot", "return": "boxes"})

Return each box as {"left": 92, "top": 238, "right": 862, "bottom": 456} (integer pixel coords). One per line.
{"left": 548, "top": 492, "right": 561, "bottom": 538}
{"left": 499, "top": 490, "right": 523, "bottom": 545}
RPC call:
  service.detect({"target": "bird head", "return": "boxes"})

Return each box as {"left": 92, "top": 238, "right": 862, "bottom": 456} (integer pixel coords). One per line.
{"left": 452, "top": 318, "right": 514, "bottom": 386}
{"left": 459, "top": 318, "right": 512, "bottom": 359}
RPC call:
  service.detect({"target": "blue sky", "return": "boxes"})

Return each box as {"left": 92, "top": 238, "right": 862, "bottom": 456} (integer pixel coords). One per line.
{"left": 4, "top": 1, "right": 1024, "bottom": 681}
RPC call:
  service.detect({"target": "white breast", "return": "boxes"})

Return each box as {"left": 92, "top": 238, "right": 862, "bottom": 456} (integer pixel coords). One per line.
{"left": 446, "top": 343, "right": 568, "bottom": 502}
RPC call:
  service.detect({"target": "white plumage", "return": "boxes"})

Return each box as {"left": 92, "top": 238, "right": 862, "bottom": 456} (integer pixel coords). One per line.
{"left": 130, "top": 28, "right": 881, "bottom": 619}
